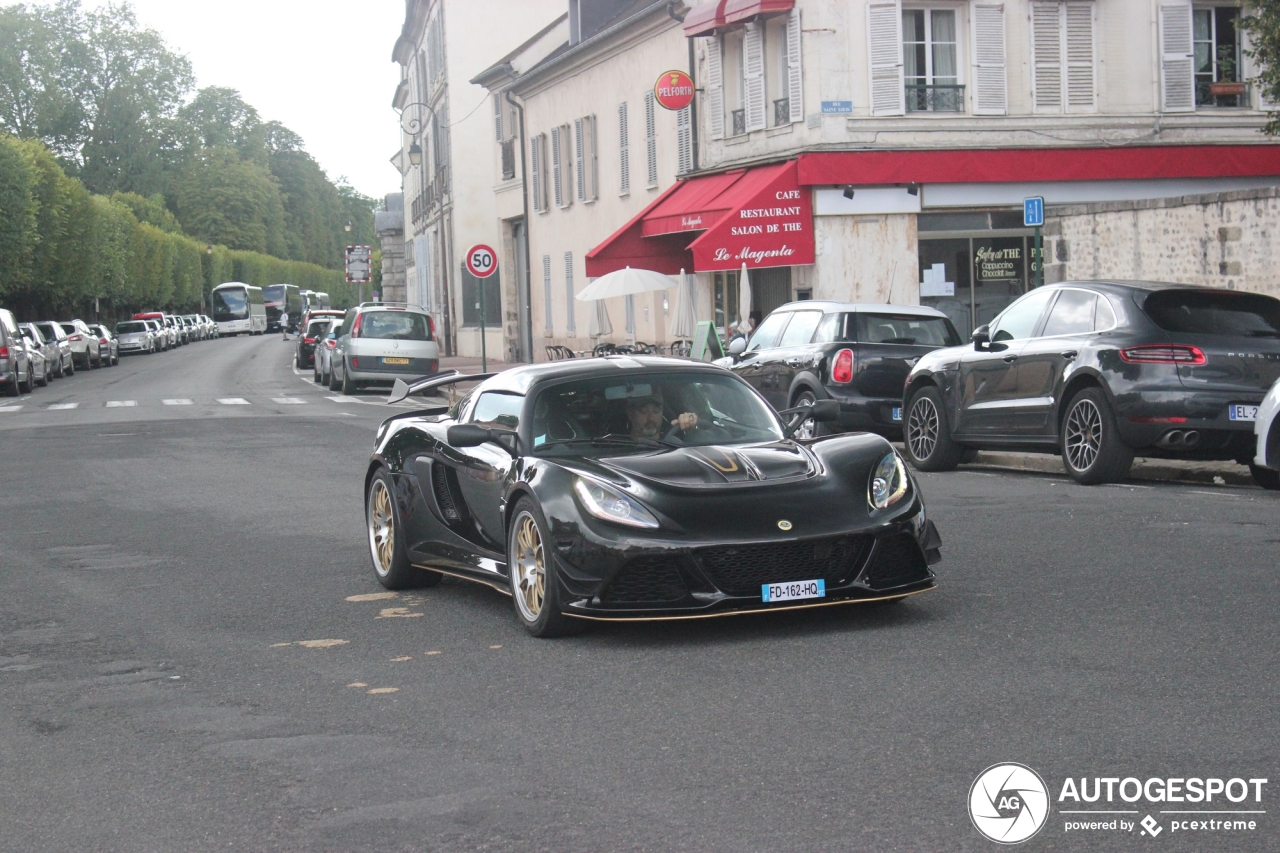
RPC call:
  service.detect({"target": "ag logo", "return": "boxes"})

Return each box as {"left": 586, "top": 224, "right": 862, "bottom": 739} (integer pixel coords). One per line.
{"left": 969, "top": 763, "right": 1050, "bottom": 844}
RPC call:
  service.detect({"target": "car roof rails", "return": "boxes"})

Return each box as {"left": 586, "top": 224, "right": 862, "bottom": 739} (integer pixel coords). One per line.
{"left": 358, "top": 301, "right": 428, "bottom": 312}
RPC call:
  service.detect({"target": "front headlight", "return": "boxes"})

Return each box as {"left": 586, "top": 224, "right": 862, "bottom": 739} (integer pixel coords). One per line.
{"left": 868, "top": 451, "right": 909, "bottom": 511}
{"left": 573, "top": 476, "right": 660, "bottom": 529}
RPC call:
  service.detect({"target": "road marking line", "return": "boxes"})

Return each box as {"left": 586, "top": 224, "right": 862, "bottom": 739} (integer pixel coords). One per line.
{"left": 367, "top": 687, "right": 399, "bottom": 695}
{"left": 216, "top": 397, "right": 250, "bottom": 405}
{"left": 271, "top": 397, "right": 307, "bottom": 405}
{"left": 162, "top": 399, "right": 193, "bottom": 406}
{"left": 0, "top": 405, "right": 23, "bottom": 412}
{"left": 47, "top": 403, "right": 79, "bottom": 410}
{"left": 105, "top": 400, "right": 137, "bottom": 408}
{"left": 326, "top": 396, "right": 357, "bottom": 403}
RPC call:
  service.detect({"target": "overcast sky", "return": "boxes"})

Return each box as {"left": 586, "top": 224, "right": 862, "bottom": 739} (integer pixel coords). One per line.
{"left": 89, "top": 0, "right": 407, "bottom": 200}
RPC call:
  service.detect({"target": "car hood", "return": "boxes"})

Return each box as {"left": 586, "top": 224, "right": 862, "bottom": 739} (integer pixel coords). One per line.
{"left": 586, "top": 441, "right": 816, "bottom": 487}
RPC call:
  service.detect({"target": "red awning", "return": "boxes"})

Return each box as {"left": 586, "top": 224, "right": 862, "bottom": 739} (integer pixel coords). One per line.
{"left": 723, "top": 0, "right": 794, "bottom": 25}
{"left": 586, "top": 161, "right": 814, "bottom": 276}
{"left": 682, "top": 1, "right": 727, "bottom": 37}
{"left": 796, "top": 145, "right": 1280, "bottom": 186}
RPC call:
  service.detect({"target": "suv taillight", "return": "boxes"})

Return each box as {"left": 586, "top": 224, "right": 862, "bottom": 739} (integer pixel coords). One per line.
{"left": 68, "top": 334, "right": 82, "bottom": 341}
{"left": 426, "top": 315, "right": 436, "bottom": 339}
{"left": 1119, "top": 344, "right": 1206, "bottom": 365}
{"left": 351, "top": 315, "right": 363, "bottom": 337}
{"left": 831, "top": 348, "right": 854, "bottom": 384}
{"left": 0, "top": 346, "right": 8, "bottom": 359}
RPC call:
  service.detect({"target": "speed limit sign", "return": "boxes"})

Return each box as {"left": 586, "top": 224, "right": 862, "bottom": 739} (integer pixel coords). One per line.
{"left": 465, "top": 244, "right": 498, "bottom": 278}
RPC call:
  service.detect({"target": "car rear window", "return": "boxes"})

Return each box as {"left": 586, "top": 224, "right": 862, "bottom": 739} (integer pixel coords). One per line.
{"left": 1143, "top": 290, "right": 1280, "bottom": 338}
{"left": 856, "top": 313, "right": 962, "bottom": 346}
{"left": 60, "top": 323, "right": 77, "bottom": 335}
{"left": 116, "top": 322, "right": 147, "bottom": 334}
{"left": 360, "top": 311, "right": 432, "bottom": 341}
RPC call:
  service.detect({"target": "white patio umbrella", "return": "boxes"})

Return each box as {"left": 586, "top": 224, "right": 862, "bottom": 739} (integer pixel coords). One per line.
{"left": 667, "top": 268, "right": 698, "bottom": 339}
{"left": 737, "top": 262, "right": 754, "bottom": 335}
{"left": 575, "top": 266, "right": 675, "bottom": 302}
{"left": 587, "top": 299, "right": 613, "bottom": 338}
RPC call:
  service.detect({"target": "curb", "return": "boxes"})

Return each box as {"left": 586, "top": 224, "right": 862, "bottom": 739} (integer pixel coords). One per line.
{"left": 960, "top": 451, "right": 1257, "bottom": 488}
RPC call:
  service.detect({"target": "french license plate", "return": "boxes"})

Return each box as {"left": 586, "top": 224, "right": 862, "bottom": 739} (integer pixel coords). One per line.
{"left": 892, "top": 407, "right": 902, "bottom": 421}
{"left": 382, "top": 357, "right": 410, "bottom": 365}
{"left": 761, "top": 578, "right": 826, "bottom": 603}
{"left": 1228, "top": 404, "right": 1258, "bottom": 422}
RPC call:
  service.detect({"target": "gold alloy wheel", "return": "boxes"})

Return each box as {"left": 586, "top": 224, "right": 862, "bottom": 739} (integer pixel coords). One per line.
{"left": 369, "top": 479, "right": 395, "bottom": 576}
{"left": 512, "top": 511, "right": 546, "bottom": 622}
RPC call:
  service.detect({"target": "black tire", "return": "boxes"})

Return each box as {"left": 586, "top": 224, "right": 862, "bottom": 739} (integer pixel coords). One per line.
{"left": 55, "top": 357, "right": 64, "bottom": 378}
{"left": 328, "top": 365, "right": 340, "bottom": 392}
{"left": 112, "top": 353, "right": 119, "bottom": 366}
{"left": 340, "top": 361, "right": 357, "bottom": 395}
{"left": 3, "top": 378, "right": 16, "bottom": 398}
{"left": 1060, "top": 387, "right": 1134, "bottom": 485}
{"left": 1249, "top": 463, "right": 1280, "bottom": 491}
{"left": 790, "top": 390, "right": 831, "bottom": 439}
{"left": 65, "top": 357, "right": 74, "bottom": 376}
{"left": 507, "top": 497, "right": 586, "bottom": 638}
{"left": 903, "top": 385, "right": 964, "bottom": 471}
{"left": 313, "top": 361, "right": 322, "bottom": 383}
{"left": 36, "top": 365, "right": 49, "bottom": 387}
{"left": 366, "top": 469, "right": 442, "bottom": 590}
{"left": 296, "top": 351, "right": 304, "bottom": 370}
{"left": 19, "top": 365, "right": 34, "bottom": 394}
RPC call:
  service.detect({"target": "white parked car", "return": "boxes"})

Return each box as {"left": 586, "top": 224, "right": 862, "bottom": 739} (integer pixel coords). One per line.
{"left": 1252, "top": 377, "right": 1280, "bottom": 491}
{"left": 330, "top": 303, "right": 440, "bottom": 395}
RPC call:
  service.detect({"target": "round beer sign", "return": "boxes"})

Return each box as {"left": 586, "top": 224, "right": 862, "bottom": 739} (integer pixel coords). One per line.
{"left": 654, "top": 70, "right": 695, "bottom": 111}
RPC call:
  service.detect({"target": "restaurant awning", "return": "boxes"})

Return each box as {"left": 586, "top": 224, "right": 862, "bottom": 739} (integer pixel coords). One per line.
{"left": 682, "top": 1, "right": 727, "bottom": 37}
{"left": 586, "top": 160, "right": 814, "bottom": 277}
{"left": 723, "top": 0, "right": 794, "bottom": 25}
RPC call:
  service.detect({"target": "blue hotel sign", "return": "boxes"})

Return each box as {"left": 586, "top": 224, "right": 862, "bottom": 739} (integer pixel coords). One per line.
{"left": 820, "top": 100, "right": 853, "bottom": 114}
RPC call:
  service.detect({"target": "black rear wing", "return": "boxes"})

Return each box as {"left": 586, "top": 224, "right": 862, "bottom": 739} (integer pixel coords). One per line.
{"left": 387, "top": 370, "right": 497, "bottom": 404}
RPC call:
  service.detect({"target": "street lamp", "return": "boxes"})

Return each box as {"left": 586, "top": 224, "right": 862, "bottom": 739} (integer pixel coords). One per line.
{"left": 407, "top": 142, "right": 423, "bottom": 167}
{"left": 344, "top": 221, "right": 353, "bottom": 233}
{"left": 206, "top": 244, "right": 213, "bottom": 255}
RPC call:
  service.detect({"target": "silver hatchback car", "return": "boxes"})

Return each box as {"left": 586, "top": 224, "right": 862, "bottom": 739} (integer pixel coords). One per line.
{"left": 330, "top": 303, "right": 440, "bottom": 395}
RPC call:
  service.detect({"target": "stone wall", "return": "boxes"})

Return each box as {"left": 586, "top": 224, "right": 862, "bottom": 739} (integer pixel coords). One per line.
{"left": 375, "top": 193, "right": 406, "bottom": 303}
{"left": 1043, "top": 187, "right": 1280, "bottom": 298}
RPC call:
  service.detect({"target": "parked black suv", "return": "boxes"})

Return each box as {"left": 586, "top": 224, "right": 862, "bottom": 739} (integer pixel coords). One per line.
{"left": 723, "top": 301, "right": 961, "bottom": 438}
{"left": 903, "top": 281, "right": 1280, "bottom": 486}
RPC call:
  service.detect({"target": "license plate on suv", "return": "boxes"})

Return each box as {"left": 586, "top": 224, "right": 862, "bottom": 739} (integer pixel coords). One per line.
{"left": 382, "top": 357, "right": 410, "bottom": 365}
{"left": 1228, "top": 404, "right": 1258, "bottom": 422}
{"left": 761, "top": 579, "right": 826, "bottom": 603}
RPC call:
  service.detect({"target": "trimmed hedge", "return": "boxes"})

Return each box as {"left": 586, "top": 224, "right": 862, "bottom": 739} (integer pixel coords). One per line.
{"left": 0, "top": 134, "right": 352, "bottom": 321}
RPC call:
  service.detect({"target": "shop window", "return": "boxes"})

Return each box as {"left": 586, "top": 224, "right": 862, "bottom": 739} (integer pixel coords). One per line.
{"left": 1194, "top": 6, "right": 1243, "bottom": 107}
{"left": 903, "top": 8, "right": 962, "bottom": 112}
{"left": 461, "top": 266, "right": 501, "bottom": 328}
{"left": 714, "top": 270, "right": 740, "bottom": 337}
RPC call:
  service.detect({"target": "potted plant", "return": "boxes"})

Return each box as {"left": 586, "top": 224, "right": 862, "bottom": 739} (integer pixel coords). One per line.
{"left": 1210, "top": 46, "right": 1246, "bottom": 97}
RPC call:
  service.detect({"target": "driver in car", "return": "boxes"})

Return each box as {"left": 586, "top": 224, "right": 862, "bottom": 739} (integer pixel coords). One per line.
{"left": 626, "top": 390, "right": 698, "bottom": 439}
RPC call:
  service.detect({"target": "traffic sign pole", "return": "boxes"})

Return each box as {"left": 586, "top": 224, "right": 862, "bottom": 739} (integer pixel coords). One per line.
{"left": 464, "top": 244, "right": 498, "bottom": 373}
{"left": 1023, "top": 197, "right": 1046, "bottom": 290}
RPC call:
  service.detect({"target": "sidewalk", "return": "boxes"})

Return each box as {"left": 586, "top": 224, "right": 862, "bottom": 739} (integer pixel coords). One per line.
{"left": 957, "top": 450, "right": 1257, "bottom": 487}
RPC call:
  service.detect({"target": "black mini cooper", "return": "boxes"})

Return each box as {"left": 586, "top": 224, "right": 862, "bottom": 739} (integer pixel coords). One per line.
{"left": 903, "top": 281, "right": 1280, "bottom": 486}
{"left": 366, "top": 358, "right": 942, "bottom": 637}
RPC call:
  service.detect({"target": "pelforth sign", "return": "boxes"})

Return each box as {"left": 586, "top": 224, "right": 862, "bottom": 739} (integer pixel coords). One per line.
{"left": 653, "top": 70, "right": 695, "bottom": 111}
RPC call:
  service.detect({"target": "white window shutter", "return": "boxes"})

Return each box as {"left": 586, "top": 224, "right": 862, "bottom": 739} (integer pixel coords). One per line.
{"left": 786, "top": 7, "right": 804, "bottom": 123}
{"left": 542, "top": 255, "right": 552, "bottom": 332}
{"left": 1064, "top": 2, "right": 1096, "bottom": 112}
{"left": 645, "top": 91, "right": 658, "bottom": 187}
{"left": 574, "top": 118, "right": 585, "bottom": 202}
{"left": 1242, "top": 29, "right": 1280, "bottom": 110}
{"left": 564, "top": 252, "right": 576, "bottom": 333}
{"left": 588, "top": 114, "right": 598, "bottom": 200}
{"left": 493, "top": 94, "right": 503, "bottom": 141}
{"left": 971, "top": 3, "right": 1007, "bottom": 115}
{"left": 676, "top": 106, "right": 693, "bottom": 174}
{"left": 706, "top": 37, "right": 725, "bottom": 140}
{"left": 618, "top": 103, "right": 630, "bottom": 194}
{"left": 1031, "top": 2, "right": 1063, "bottom": 112}
{"left": 1159, "top": 2, "right": 1195, "bottom": 112}
{"left": 744, "top": 22, "right": 766, "bottom": 131}
{"left": 530, "top": 135, "right": 543, "bottom": 212}
{"left": 867, "top": 1, "right": 905, "bottom": 117}
{"left": 551, "top": 126, "right": 563, "bottom": 207}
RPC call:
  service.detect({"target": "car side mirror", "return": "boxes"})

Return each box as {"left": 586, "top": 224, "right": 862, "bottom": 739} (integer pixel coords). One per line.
{"left": 727, "top": 337, "right": 747, "bottom": 358}
{"left": 447, "top": 424, "right": 517, "bottom": 456}
{"left": 971, "top": 325, "right": 991, "bottom": 350}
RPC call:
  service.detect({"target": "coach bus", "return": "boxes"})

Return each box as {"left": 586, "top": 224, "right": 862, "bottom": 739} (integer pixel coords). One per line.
{"left": 301, "top": 290, "right": 331, "bottom": 313}
{"left": 262, "top": 283, "right": 303, "bottom": 332}
{"left": 211, "top": 282, "right": 267, "bottom": 336}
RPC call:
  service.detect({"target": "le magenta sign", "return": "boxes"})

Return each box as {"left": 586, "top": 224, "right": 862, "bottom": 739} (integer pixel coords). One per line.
{"left": 689, "top": 161, "right": 815, "bottom": 272}
{"left": 654, "top": 70, "right": 695, "bottom": 111}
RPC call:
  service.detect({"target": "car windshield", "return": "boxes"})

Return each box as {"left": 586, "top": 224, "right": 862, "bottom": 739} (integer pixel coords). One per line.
{"left": 306, "top": 320, "right": 331, "bottom": 337}
{"left": 531, "top": 371, "right": 783, "bottom": 454}
{"left": 116, "top": 322, "right": 146, "bottom": 334}
{"left": 1143, "top": 290, "right": 1280, "bottom": 338}
{"left": 212, "top": 289, "right": 248, "bottom": 321}
{"left": 360, "top": 311, "right": 431, "bottom": 341}
{"left": 856, "top": 313, "right": 961, "bottom": 346}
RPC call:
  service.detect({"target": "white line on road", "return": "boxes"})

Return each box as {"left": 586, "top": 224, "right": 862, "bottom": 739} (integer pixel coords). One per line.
{"left": 105, "top": 400, "right": 137, "bottom": 408}
{"left": 162, "top": 399, "right": 193, "bottom": 406}
{"left": 216, "top": 398, "right": 250, "bottom": 406}
{"left": 271, "top": 397, "right": 307, "bottom": 405}
{"left": 0, "top": 405, "right": 24, "bottom": 412}
{"left": 47, "top": 403, "right": 79, "bottom": 410}
{"left": 326, "top": 396, "right": 357, "bottom": 403}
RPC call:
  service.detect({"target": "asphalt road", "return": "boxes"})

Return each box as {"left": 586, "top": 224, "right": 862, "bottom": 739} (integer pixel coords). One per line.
{"left": 1, "top": 333, "right": 1276, "bottom": 852}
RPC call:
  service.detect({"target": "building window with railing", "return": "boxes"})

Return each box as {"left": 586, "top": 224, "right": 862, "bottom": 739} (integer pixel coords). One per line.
{"left": 903, "top": 8, "right": 962, "bottom": 113}
{"left": 1195, "top": 6, "right": 1244, "bottom": 107}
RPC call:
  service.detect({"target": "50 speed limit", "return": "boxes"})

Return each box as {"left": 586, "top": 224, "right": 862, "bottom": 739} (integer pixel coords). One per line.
{"left": 465, "top": 244, "right": 498, "bottom": 278}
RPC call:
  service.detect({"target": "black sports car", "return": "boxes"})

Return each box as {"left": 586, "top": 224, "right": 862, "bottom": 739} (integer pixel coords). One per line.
{"left": 365, "top": 358, "right": 942, "bottom": 637}
{"left": 903, "top": 281, "right": 1280, "bottom": 486}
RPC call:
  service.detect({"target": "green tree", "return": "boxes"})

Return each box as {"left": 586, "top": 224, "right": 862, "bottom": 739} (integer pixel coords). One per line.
{"left": 1243, "top": 3, "right": 1280, "bottom": 134}
{"left": 175, "top": 146, "right": 285, "bottom": 256}
{"left": 0, "top": 134, "right": 38, "bottom": 297}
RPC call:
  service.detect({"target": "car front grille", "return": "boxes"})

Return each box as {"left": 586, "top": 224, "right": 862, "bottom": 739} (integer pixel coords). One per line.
{"left": 602, "top": 557, "right": 690, "bottom": 604}
{"left": 860, "top": 534, "right": 931, "bottom": 591}
{"left": 697, "top": 537, "right": 871, "bottom": 597}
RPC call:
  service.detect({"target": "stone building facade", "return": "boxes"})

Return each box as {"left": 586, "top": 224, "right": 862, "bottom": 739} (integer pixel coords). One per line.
{"left": 374, "top": 193, "right": 406, "bottom": 303}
